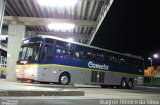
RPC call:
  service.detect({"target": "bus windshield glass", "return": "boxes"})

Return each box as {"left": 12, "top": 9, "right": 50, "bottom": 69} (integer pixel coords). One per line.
{"left": 18, "top": 43, "right": 41, "bottom": 63}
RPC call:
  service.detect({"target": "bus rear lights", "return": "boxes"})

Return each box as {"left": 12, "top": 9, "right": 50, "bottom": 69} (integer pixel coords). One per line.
{"left": 47, "top": 23, "right": 75, "bottom": 31}
{"left": 37, "top": 0, "right": 77, "bottom": 7}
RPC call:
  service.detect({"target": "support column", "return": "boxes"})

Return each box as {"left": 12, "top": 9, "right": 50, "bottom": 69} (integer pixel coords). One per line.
{"left": 6, "top": 24, "right": 25, "bottom": 81}
{"left": 0, "top": 0, "right": 6, "bottom": 34}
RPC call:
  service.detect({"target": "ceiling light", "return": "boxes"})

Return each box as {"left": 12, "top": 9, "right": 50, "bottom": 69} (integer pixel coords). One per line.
{"left": 37, "top": 0, "right": 77, "bottom": 7}
{"left": 48, "top": 23, "right": 75, "bottom": 30}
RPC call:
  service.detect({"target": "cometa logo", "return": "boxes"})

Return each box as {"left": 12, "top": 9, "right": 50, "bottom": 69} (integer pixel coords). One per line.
{"left": 88, "top": 61, "right": 109, "bottom": 70}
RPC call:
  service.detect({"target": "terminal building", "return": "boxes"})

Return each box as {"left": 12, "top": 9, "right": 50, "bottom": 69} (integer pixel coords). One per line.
{"left": 144, "top": 66, "right": 160, "bottom": 77}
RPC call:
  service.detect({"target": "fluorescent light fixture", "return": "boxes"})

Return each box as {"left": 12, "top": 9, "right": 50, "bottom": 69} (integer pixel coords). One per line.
{"left": 48, "top": 23, "right": 75, "bottom": 30}
{"left": 67, "top": 38, "right": 74, "bottom": 42}
{"left": 37, "top": 0, "right": 77, "bottom": 7}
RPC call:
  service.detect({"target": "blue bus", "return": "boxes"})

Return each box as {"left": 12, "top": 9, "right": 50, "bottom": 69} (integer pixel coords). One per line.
{"left": 16, "top": 35, "right": 144, "bottom": 89}
{"left": 0, "top": 46, "right": 7, "bottom": 78}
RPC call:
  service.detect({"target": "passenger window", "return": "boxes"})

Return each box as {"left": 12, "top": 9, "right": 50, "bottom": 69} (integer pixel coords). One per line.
{"left": 42, "top": 44, "right": 54, "bottom": 62}
{"left": 75, "top": 52, "right": 80, "bottom": 58}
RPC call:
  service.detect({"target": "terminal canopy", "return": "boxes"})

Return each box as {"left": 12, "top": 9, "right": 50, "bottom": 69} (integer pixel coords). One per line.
{"left": 1, "top": 0, "right": 114, "bottom": 44}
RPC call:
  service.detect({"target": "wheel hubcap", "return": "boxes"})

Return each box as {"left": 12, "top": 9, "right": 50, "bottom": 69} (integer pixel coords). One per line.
{"left": 61, "top": 76, "right": 68, "bottom": 85}
{"left": 122, "top": 80, "right": 126, "bottom": 88}
{"left": 128, "top": 81, "right": 133, "bottom": 87}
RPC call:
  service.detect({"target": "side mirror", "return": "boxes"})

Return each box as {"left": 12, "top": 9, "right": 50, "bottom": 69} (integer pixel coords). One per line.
{"left": 18, "top": 51, "right": 22, "bottom": 60}
{"left": 19, "top": 51, "right": 22, "bottom": 57}
{"left": 17, "top": 51, "right": 22, "bottom": 63}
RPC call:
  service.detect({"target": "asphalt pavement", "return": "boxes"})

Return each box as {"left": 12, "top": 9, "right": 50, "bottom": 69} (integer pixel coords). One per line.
{"left": 1, "top": 79, "right": 160, "bottom": 105}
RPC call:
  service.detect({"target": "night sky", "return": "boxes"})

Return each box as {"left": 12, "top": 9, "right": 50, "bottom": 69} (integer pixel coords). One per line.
{"left": 91, "top": 0, "right": 160, "bottom": 66}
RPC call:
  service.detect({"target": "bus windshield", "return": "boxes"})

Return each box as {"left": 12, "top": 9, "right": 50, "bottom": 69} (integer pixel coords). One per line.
{"left": 18, "top": 43, "right": 41, "bottom": 63}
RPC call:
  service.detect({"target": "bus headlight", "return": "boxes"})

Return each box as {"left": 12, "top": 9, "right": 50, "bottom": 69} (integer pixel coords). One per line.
{"left": 16, "top": 69, "right": 20, "bottom": 73}
{"left": 24, "top": 67, "right": 37, "bottom": 75}
{"left": 25, "top": 69, "right": 34, "bottom": 75}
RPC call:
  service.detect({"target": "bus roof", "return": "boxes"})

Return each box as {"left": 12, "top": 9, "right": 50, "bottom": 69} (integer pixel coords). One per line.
{"left": 24, "top": 35, "right": 143, "bottom": 60}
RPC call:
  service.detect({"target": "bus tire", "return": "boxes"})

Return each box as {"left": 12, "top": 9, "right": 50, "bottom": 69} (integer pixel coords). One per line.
{"left": 127, "top": 79, "right": 134, "bottom": 89}
{"left": 120, "top": 78, "right": 127, "bottom": 89}
{"left": 58, "top": 72, "right": 70, "bottom": 85}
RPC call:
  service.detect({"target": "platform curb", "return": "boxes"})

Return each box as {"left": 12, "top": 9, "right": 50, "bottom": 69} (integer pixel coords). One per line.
{"left": 0, "top": 90, "right": 84, "bottom": 96}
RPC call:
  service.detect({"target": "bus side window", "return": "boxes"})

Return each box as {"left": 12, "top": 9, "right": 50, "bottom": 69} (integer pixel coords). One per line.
{"left": 44, "top": 46, "right": 47, "bottom": 54}
{"left": 56, "top": 48, "right": 62, "bottom": 54}
{"left": 68, "top": 49, "right": 75, "bottom": 57}
{"left": 75, "top": 52, "right": 80, "bottom": 58}
{"left": 42, "top": 44, "right": 54, "bottom": 62}
{"left": 79, "top": 51, "right": 85, "bottom": 59}
{"left": 113, "top": 56, "right": 118, "bottom": 63}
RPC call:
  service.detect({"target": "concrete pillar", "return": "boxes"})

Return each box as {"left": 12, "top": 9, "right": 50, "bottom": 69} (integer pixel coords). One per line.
{"left": 6, "top": 24, "right": 25, "bottom": 81}
{"left": 0, "top": 0, "right": 6, "bottom": 34}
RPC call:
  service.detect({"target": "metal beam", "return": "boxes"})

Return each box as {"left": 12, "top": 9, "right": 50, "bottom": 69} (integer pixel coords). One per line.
{"left": 78, "top": 0, "right": 105, "bottom": 1}
{"left": 16, "top": 0, "right": 105, "bottom": 1}
{"left": 0, "top": 0, "right": 6, "bottom": 34}
{"left": 26, "top": 31, "right": 90, "bottom": 40}
{"left": 3, "top": 16, "right": 96, "bottom": 27}
{"left": 1, "top": 29, "right": 90, "bottom": 40}
{"left": 88, "top": 0, "right": 114, "bottom": 45}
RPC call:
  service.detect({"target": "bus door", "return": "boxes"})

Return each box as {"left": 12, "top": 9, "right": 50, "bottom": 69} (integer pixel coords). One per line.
{"left": 91, "top": 71, "right": 105, "bottom": 83}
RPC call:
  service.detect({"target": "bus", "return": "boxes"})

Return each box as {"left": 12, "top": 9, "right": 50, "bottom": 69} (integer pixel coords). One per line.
{"left": 0, "top": 42, "right": 7, "bottom": 79}
{"left": 16, "top": 35, "right": 144, "bottom": 89}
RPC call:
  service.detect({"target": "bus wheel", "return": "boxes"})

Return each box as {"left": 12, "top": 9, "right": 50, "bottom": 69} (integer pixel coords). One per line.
{"left": 127, "top": 79, "right": 134, "bottom": 89}
{"left": 120, "top": 78, "right": 127, "bottom": 89}
{"left": 59, "top": 73, "right": 70, "bottom": 85}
